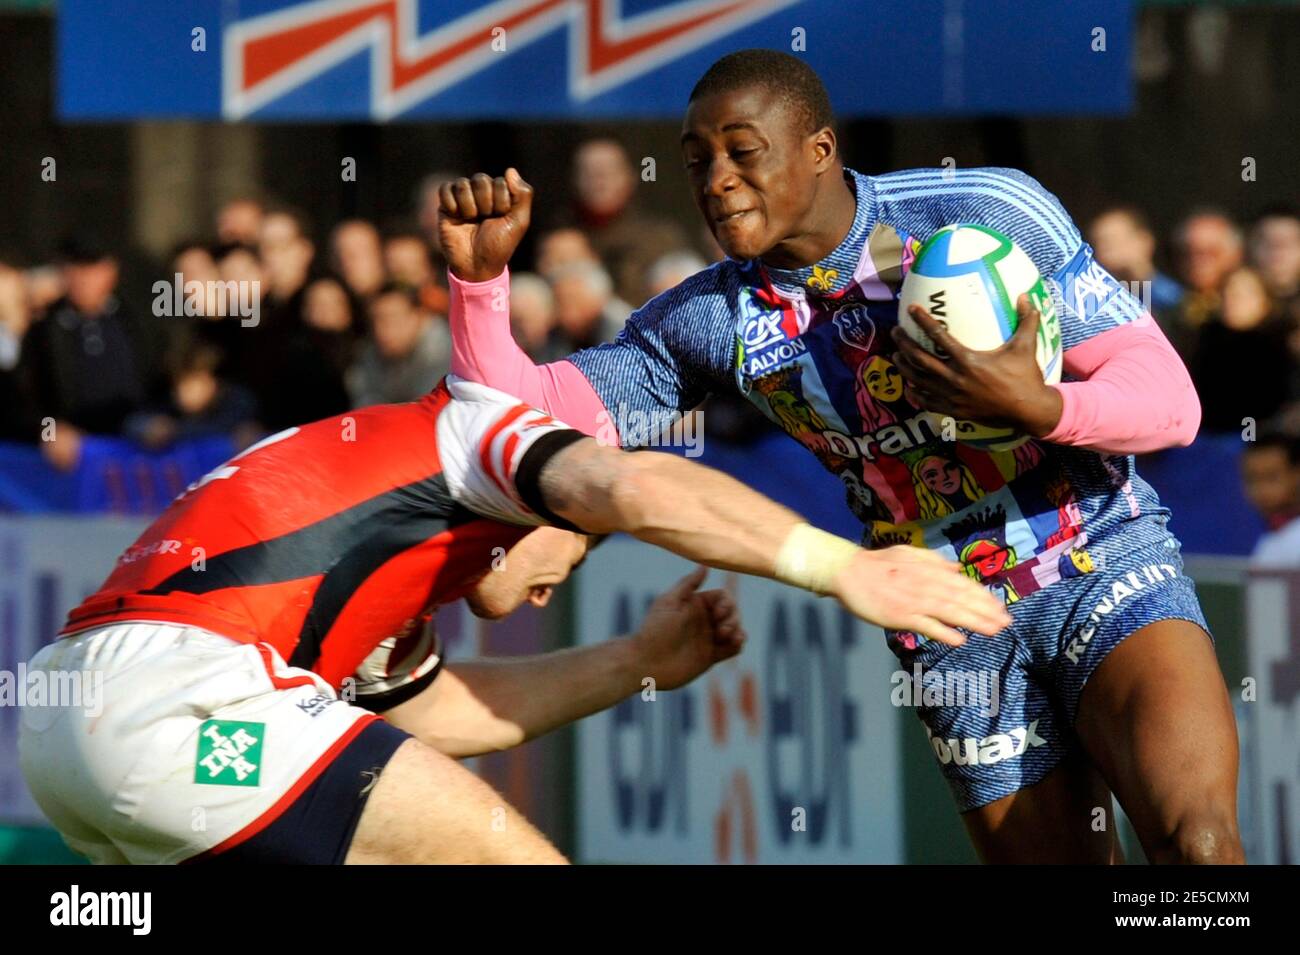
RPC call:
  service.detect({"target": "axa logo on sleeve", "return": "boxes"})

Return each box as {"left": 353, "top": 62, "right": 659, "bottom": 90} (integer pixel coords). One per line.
{"left": 1048, "top": 245, "right": 1124, "bottom": 324}
{"left": 925, "top": 721, "right": 1047, "bottom": 767}
{"left": 1065, "top": 563, "right": 1179, "bottom": 665}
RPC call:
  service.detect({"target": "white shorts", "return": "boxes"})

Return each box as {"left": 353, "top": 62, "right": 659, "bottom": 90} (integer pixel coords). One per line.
{"left": 18, "top": 622, "right": 392, "bottom": 864}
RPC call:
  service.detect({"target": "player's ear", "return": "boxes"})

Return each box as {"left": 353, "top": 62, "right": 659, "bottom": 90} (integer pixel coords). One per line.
{"left": 811, "top": 125, "right": 837, "bottom": 171}
{"left": 527, "top": 585, "right": 554, "bottom": 608}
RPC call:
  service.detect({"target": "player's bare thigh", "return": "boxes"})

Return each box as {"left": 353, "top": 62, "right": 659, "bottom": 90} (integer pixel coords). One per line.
{"left": 345, "top": 738, "right": 568, "bottom": 864}
{"left": 960, "top": 746, "right": 1121, "bottom": 864}
{"left": 962, "top": 619, "right": 1241, "bottom": 864}
{"left": 1073, "top": 618, "right": 1243, "bottom": 864}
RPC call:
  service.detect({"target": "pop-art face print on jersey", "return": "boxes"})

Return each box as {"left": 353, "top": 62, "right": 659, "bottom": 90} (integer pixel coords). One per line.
{"left": 734, "top": 222, "right": 1094, "bottom": 623}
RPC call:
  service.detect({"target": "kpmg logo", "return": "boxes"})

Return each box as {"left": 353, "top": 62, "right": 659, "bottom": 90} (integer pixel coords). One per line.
{"left": 223, "top": 0, "right": 800, "bottom": 120}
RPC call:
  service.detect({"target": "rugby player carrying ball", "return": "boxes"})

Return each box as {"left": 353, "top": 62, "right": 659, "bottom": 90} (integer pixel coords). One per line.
{"left": 438, "top": 50, "right": 1242, "bottom": 863}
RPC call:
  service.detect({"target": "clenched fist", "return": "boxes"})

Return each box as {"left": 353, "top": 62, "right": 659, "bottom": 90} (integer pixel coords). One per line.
{"left": 436, "top": 167, "right": 534, "bottom": 283}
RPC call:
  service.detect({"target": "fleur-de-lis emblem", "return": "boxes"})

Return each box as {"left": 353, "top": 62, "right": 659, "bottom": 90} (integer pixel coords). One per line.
{"left": 806, "top": 266, "right": 839, "bottom": 292}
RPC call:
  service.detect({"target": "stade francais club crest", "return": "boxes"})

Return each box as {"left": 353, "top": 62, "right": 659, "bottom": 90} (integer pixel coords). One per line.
{"left": 222, "top": 0, "right": 801, "bottom": 120}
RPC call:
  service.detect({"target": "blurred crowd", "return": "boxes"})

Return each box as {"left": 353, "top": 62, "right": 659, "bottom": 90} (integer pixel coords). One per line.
{"left": 2, "top": 143, "right": 1299, "bottom": 497}
{"left": 1087, "top": 204, "right": 1300, "bottom": 436}
{"left": 1085, "top": 204, "right": 1300, "bottom": 560}
{"left": 0, "top": 137, "right": 717, "bottom": 471}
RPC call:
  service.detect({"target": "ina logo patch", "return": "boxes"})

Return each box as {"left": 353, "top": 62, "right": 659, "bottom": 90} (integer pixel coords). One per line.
{"left": 194, "top": 719, "right": 264, "bottom": 787}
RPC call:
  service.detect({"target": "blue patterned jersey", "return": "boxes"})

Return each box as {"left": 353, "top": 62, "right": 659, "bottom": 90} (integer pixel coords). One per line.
{"left": 569, "top": 167, "right": 1168, "bottom": 615}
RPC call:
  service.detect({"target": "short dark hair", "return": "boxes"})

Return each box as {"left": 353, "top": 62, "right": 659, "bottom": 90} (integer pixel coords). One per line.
{"left": 1092, "top": 204, "right": 1153, "bottom": 235}
{"left": 168, "top": 341, "right": 225, "bottom": 379}
{"left": 382, "top": 222, "right": 428, "bottom": 245}
{"left": 56, "top": 234, "right": 113, "bottom": 265}
{"left": 212, "top": 241, "right": 258, "bottom": 265}
{"left": 1245, "top": 430, "right": 1300, "bottom": 465}
{"left": 689, "top": 49, "right": 833, "bottom": 134}
{"left": 264, "top": 205, "right": 314, "bottom": 242}
{"left": 169, "top": 238, "right": 214, "bottom": 264}
{"left": 370, "top": 280, "right": 421, "bottom": 309}
{"left": 1251, "top": 203, "right": 1300, "bottom": 226}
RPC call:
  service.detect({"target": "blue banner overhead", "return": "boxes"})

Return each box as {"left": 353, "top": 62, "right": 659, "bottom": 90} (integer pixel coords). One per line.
{"left": 57, "top": 0, "right": 1133, "bottom": 120}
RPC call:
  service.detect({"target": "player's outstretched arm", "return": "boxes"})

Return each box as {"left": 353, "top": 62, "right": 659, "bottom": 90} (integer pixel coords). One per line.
{"left": 534, "top": 438, "right": 1012, "bottom": 646}
{"left": 437, "top": 168, "right": 611, "bottom": 435}
{"left": 382, "top": 568, "right": 743, "bottom": 756}
{"left": 439, "top": 169, "right": 703, "bottom": 443}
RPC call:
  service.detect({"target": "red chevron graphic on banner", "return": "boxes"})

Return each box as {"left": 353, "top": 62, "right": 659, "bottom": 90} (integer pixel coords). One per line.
{"left": 223, "top": 0, "right": 797, "bottom": 119}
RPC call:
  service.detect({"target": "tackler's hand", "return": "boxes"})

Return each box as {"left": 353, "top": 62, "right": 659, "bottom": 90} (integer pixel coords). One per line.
{"left": 829, "top": 546, "right": 1012, "bottom": 646}
{"left": 630, "top": 567, "right": 747, "bottom": 691}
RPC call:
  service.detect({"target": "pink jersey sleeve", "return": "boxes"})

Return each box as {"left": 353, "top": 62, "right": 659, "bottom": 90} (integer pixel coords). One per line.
{"left": 1044, "top": 314, "right": 1201, "bottom": 454}
{"left": 447, "top": 268, "right": 614, "bottom": 443}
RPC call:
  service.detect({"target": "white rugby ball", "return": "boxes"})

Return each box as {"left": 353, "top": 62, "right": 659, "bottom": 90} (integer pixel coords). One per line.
{"left": 897, "top": 224, "right": 1062, "bottom": 451}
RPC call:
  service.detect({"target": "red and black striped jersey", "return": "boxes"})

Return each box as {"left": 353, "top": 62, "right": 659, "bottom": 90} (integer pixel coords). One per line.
{"left": 62, "top": 377, "right": 580, "bottom": 697}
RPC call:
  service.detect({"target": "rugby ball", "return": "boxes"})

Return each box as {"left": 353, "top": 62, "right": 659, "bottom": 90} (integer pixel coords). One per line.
{"left": 897, "top": 224, "right": 1062, "bottom": 452}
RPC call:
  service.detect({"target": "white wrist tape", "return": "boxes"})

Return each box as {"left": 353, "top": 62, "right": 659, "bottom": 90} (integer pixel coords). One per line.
{"left": 774, "top": 523, "right": 861, "bottom": 595}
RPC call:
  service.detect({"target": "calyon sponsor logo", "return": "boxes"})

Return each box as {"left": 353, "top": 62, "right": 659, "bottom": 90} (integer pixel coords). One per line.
{"left": 742, "top": 337, "right": 808, "bottom": 376}
{"left": 925, "top": 720, "right": 1047, "bottom": 767}
{"left": 740, "top": 308, "right": 790, "bottom": 350}
{"left": 736, "top": 287, "right": 805, "bottom": 377}
{"left": 1064, "top": 563, "right": 1178, "bottom": 664}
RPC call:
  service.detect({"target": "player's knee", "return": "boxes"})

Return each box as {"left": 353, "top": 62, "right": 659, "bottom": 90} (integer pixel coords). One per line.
{"left": 1152, "top": 811, "right": 1244, "bottom": 865}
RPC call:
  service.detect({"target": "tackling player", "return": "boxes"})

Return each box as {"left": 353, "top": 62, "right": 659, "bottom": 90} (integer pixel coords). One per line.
{"left": 437, "top": 51, "right": 1243, "bottom": 863}
{"left": 19, "top": 376, "right": 1006, "bottom": 864}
